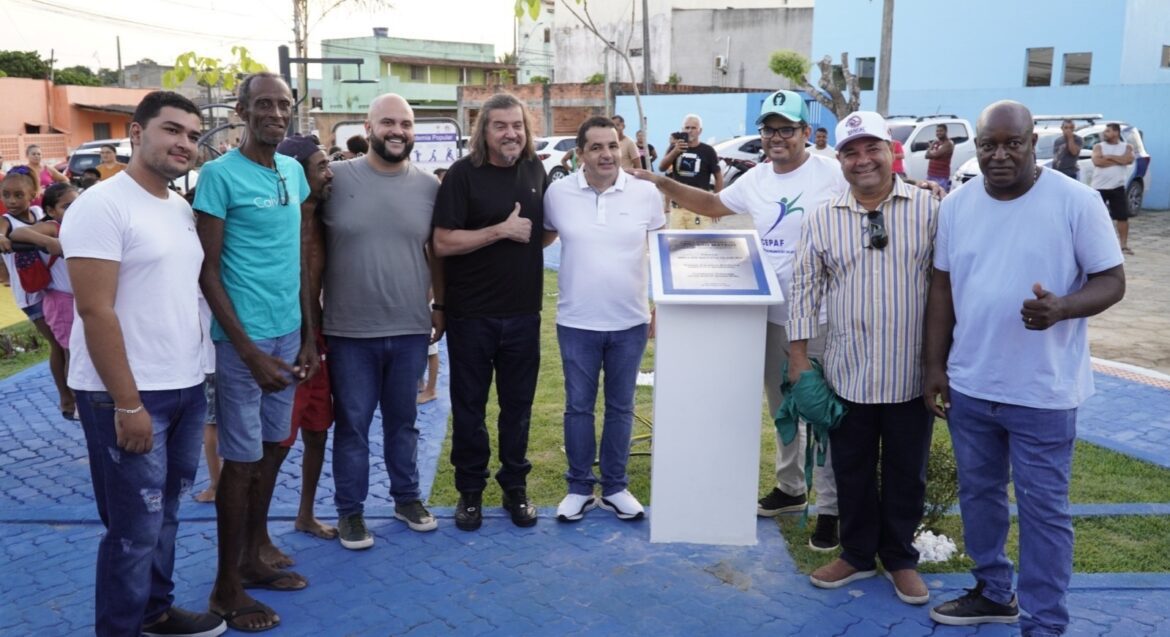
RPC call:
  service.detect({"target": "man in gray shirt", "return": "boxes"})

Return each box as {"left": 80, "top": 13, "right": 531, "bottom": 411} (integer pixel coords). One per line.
{"left": 1051, "top": 119, "right": 1083, "bottom": 180}
{"left": 321, "top": 93, "right": 446, "bottom": 549}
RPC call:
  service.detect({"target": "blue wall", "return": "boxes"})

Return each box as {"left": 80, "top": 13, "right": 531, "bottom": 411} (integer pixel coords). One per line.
{"left": 811, "top": 0, "right": 1170, "bottom": 208}
{"left": 614, "top": 91, "right": 840, "bottom": 150}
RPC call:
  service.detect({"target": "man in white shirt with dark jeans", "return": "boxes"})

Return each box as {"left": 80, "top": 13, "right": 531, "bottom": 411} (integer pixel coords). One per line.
{"left": 63, "top": 91, "right": 225, "bottom": 637}
{"left": 544, "top": 116, "right": 665, "bottom": 522}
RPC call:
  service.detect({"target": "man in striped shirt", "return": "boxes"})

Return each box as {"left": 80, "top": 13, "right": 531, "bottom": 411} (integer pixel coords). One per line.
{"left": 788, "top": 111, "right": 939, "bottom": 605}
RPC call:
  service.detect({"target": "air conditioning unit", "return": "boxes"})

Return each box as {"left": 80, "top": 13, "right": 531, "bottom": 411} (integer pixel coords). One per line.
{"left": 714, "top": 55, "right": 727, "bottom": 70}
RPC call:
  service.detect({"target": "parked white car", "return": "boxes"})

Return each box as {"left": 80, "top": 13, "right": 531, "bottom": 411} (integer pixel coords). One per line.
{"left": 952, "top": 121, "right": 1152, "bottom": 213}
{"left": 535, "top": 136, "right": 577, "bottom": 181}
{"left": 713, "top": 135, "right": 763, "bottom": 185}
{"left": 886, "top": 115, "right": 976, "bottom": 182}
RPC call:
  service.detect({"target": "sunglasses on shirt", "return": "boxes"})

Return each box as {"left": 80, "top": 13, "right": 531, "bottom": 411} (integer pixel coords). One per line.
{"left": 864, "top": 211, "right": 888, "bottom": 250}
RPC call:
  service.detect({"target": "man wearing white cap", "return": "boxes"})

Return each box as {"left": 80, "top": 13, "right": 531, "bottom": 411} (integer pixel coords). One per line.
{"left": 788, "top": 111, "right": 940, "bottom": 605}
{"left": 631, "top": 90, "right": 848, "bottom": 551}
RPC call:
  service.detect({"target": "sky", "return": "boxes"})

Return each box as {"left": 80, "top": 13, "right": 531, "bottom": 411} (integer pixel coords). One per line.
{"left": 5, "top": 0, "right": 517, "bottom": 78}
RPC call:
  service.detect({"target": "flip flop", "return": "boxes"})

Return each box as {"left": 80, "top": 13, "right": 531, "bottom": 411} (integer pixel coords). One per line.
{"left": 212, "top": 601, "right": 280, "bottom": 633}
{"left": 242, "top": 570, "right": 308, "bottom": 591}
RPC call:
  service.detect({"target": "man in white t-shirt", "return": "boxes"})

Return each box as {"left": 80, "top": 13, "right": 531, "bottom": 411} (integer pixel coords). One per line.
{"left": 1089, "top": 122, "right": 1135, "bottom": 254}
{"left": 924, "top": 101, "right": 1125, "bottom": 636}
{"left": 544, "top": 116, "right": 666, "bottom": 522}
{"left": 631, "top": 90, "right": 848, "bottom": 550}
{"left": 61, "top": 91, "right": 226, "bottom": 637}
{"left": 809, "top": 127, "right": 838, "bottom": 160}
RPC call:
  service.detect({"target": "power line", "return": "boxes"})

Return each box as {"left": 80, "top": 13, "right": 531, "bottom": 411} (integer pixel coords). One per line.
{"left": 25, "top": 0, "right": 289, "bottom": 44}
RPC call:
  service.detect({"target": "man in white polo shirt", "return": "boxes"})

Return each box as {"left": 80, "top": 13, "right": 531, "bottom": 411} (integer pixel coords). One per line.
{"left": 544, "top": 116, "right": 666, "bottom": 522}
{"left": 631, "top": 90, "right": 848, "bottom": 550}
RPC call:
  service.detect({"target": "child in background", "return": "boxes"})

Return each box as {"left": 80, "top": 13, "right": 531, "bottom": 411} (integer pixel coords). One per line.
{"left": 0, "top": 168, "right": 74, "bottom": 418}
{"left": 9, "top": 183, "right": 79, "bottom": 418}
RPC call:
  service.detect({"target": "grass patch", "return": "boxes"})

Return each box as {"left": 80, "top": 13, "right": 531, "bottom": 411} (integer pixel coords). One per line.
{"left": 0, "top": 321, "right": 50, "bottom": 380}
{"left": 429, "top": 269, "right": 1170, "bottom": 572}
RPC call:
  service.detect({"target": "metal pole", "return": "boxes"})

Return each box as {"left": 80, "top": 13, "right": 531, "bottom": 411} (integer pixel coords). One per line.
{"left": 641, "top": 0, "right": 651, "bottom": 95}
{"left": 876, "top": 0, "right": 894, "bottom": 116}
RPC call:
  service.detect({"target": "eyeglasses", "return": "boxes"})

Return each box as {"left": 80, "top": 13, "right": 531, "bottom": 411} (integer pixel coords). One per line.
{"left": 275, "top": 170, "right": 289, "bottom": 206}
{"left": 864, "top": 210, "right": 888, "bottom": 250}
{"left": 758, "top": 125, "right": 800, "bottom": 139}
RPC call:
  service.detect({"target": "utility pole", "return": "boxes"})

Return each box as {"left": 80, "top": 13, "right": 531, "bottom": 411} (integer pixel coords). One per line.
{"left": 292, "top": 0, "right": 310, "bottom": 134}
{"left": 876, "top": 0, "right": 894, "bottom": 116}
{"left": 641, "top": 0, "right": 651, "bottom": 96}
{"left": 116, "top": 36, "right": 124, "bottom": 87}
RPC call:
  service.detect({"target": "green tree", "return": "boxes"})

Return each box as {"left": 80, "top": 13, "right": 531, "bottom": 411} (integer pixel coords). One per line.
{"left": 769, "top": 49, "right": 860, "bottom": 120}
{"left": 54, "top": 65, "right": 101, "bottom": 87}
{"left": 585, "top": 72, "right": 605, "bottom": 84}
{"left": 163, "top": 46, "right": 267, "bottom": 99}
{"left": 0, "top": 50, "right": 51, "bottom": 79}
{"left": 529, "top": 75, "right": 550, "bottom": 84}
{"left": 97, "top": 68, "right": 121, "bottom": 86}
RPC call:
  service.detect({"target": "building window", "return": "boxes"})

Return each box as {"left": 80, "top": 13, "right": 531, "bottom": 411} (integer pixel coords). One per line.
{"left": 410, "top": 65, "right": 426, "bottom": 81}
{"left": 1162, "top": 45, "right": 1170, "bottom": 67}
{"left": 544, "top": 28, "right": 551, "bottom": 43}
{"left": 855, "top": 57, "right": 875, "bottom": 91}
{"left": 1062, "top": 52, "right": 1092, "bottom": 85}
{"left": 93, "top": 122, "right": 111, "bottom": 139}
{"left": 333, "top": 66, "right": 342, "bottom": 81}
{"left": 1025, "top": 47, "right": 1053, "bottom": 86}
{"left": 629, "top": 47, "right": 642, "bottom": 57}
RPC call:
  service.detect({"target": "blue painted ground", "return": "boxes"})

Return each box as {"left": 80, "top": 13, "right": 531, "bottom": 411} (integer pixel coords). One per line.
{"left": 2, "top": 249, "right": 1170, "bottom": 634}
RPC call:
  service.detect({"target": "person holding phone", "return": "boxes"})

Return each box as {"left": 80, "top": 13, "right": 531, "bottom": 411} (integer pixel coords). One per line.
{"left": 658, "top": 114, "right": 721, "bottom": 228}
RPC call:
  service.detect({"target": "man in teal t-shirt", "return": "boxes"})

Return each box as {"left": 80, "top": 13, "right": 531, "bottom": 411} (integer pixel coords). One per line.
{"left": 194, "top": 72, "right": 315, "bottom": 634}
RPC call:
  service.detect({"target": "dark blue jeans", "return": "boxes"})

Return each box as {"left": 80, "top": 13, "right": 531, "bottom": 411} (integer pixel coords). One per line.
{"left": 446, "top": 313, "right": 541, "bottom": 493}
{"left": 557, "top": 323, "right": 648, "bottom": 496}
{"left": 328, "top": 333, "right": 429, "bottom": 515}
{"left": 76, "top": 384, "right": 206, "bottom": 637}
{"left": 948, "top": 389, "right": 1076, "bottom": 637}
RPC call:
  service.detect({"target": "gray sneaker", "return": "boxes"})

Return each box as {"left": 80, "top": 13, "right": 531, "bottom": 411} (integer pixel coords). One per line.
{"left": 338, "top": 513, "right": 374, "bottom": 550}
{"left": 394, "top": 500, "right": 438, "bottom": 532}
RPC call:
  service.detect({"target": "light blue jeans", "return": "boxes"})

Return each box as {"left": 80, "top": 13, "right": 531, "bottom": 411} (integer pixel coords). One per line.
{"left": 214, "top": 330, "right": 300, "bottom": 462}
{"left": 77, "top": 384, "right": 206, "bottom": 637}
{"left": 557, "top": 323, "right": 649, "bottom": 497}
{"left": 947, "top": 388, "right": 1076, "bottom": 637}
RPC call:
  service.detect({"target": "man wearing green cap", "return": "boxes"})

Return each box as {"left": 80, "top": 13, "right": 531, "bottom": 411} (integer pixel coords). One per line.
{"left": 631, "top": 89, "right": 848, "bottom": 551}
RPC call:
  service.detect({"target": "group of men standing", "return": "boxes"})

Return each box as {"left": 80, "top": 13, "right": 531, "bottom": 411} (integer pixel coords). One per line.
{"left": 61, "top": 71, "right": 1125, "bottom": 637}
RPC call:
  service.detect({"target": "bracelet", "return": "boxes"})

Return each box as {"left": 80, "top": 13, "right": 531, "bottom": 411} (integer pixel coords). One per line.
{"left": 431, "top": 303, "right": 446, "bottom": 311}
{"left": 114, "top": 404, "right": 145, "bottom": 415}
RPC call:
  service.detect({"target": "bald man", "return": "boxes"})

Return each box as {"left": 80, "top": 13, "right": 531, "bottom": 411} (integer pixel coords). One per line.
{"left": 322, "top": 93, "right": 446, "bottom": 549}
{"left": 924, "top": 100, "right": 1125, "bottom": 635}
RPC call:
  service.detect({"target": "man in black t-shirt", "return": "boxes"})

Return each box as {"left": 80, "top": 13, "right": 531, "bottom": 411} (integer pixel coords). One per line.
{"left": 433, "top": 92, "right": 549, "bottom": 532}
{"left": 658, "top": 113, "right": 722, "bottom": 228}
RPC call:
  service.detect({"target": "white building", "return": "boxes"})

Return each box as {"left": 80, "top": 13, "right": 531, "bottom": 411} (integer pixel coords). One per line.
{"left": 517, "top": 0, "right": 556, "bottom": 83}
{"left": 553, "top": 0, "right": 814, "bottom": 89}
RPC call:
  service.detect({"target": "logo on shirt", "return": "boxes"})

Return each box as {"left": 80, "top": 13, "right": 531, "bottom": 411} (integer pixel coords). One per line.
{"left": 766, "top": 193, "right": 804, "bottom": 236}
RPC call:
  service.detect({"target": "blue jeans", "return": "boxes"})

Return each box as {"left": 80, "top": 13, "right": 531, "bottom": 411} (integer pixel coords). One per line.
{"left": 214, "top": 330, "right": 300, "bottom": 462}
{"left": 557, "top": 323, "right": 648, "bottom": 496}
{"left": 447, "top": 313, "right": 540, "bottom": 493}
{"left": 328, "top": 333, "right": 429, "bottom": 515}
{"left": 76, "top": 384, "right": 206, "bottom": 637}
{"left": 947, "top": 388, "right": 1076, "bottom": 637}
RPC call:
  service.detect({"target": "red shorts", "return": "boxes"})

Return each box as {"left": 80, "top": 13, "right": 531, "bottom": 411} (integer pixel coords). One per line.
{"left": 281, "top": 333, "right": 333, "bottom": 447}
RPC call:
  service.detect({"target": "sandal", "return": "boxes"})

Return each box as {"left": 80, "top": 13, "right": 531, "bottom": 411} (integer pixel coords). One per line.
{"left": 211, "top": 601, "right": 280, "bottom": 633}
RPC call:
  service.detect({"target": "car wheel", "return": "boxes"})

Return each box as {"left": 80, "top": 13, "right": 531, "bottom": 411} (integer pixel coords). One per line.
{"left": 549, "top": 166, "right": 568, "bottom": 181}
{"left": 1126, "top": 180, "right": 1144, "bottom": 216}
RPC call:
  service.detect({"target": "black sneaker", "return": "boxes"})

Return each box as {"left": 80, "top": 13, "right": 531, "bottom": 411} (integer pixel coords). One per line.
{"left": 455, "top": 491, "right": 483, "bottom": 531}
{"left": 338, "top": 513, "right": 374, "bottom": 550}
{"left": 394, "top": 500, "right": 438, "bottom": 532}
{"left": 757, "top": 487, "right": 807, "bottom": 517}
{"left": 808, "top": 514, "right": 840, "bottom": 552}
{"left": 930, "top": 581, "right": 1020, "bottom": 626}
{"left": 502, "top": 488, "right": 538, "bottom": 528}
{"left": 142, "top": 606, "right": 227, "bottom": 637}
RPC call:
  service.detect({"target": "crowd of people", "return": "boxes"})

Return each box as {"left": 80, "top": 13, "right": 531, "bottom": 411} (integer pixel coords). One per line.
{"left": 0, "top": 71, "right": 1131, "bottom": 637}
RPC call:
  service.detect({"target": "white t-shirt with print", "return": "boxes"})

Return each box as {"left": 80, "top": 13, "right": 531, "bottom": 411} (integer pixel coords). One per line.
{"left": 719, "top": 154, "right": 848, "bottom": 324}
{"left": 61, "top": 172, "right": 206, "bottom": 391}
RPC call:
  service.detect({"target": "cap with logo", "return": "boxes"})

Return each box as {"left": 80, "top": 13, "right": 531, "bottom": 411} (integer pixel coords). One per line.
{"left": 756, "top": 90, "right": 809, "bottom": 126}
{"left": 834, "top": 111, "right": 891, "bottom": 151}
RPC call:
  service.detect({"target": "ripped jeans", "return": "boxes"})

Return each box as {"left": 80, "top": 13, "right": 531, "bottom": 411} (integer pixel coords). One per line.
{"left": 76, "top": 383, "right": 206, "bottom": 637}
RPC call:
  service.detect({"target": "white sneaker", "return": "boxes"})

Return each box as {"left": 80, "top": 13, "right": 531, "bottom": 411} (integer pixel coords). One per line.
{"left": 556, "top": 493, "right": 596, "bottom": 522}
{"left": 599, "top": 489, "right": 644, "bottom": 520}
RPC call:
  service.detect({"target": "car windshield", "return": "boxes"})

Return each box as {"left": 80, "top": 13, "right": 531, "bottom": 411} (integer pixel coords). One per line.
{"left": 888, "top": 124, "right": 914, "bottom": 143}
{"left": 534, "top": 140, "right": 549, "bottom": 151}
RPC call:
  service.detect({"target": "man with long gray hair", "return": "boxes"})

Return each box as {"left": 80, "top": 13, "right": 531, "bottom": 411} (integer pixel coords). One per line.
{"left": 433, "top": 93, "right": 549, "bottom": 531}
